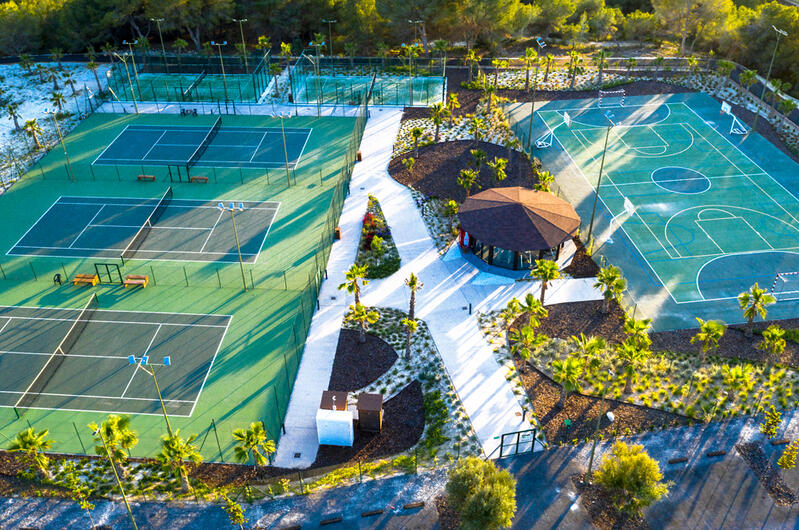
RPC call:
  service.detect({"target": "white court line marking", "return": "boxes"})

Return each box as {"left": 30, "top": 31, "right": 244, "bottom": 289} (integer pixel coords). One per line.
{"left": 188, "top": 316, "right": 232, "bottom": 416}
{"left": 249, "top": 131, "right": 269, "bottom": 162}
{"left": 0, "top": 303, "right": 232, "bottom": 319}
{"left": 121, "top": 324, "right": 162, "bottom": 398}
{"left": 11, "top": 244, "right": 258, "bottom": 256}
{"left": 90, "top": 224, "right": 211, "bottom": 231}
{"left": 57, "top": 200, "right": 278, "bottom": 211}
{"left": 252, "top": 202, "right": 281, "bottom": 265}
{"left": 141, "top": 130, "right": 168, "bottom": 160}
{"left": 7, "top": 196, "right": 66, "bottom": 254}
{"left": 693, "top": 220, "right": 724, "bottom": 254}
{"left": 68, "top": 205, "right": 106, "bottom": 248}
{"left": 92, "top": 125, "right": 130, "bottom": 165}
{"left": 0, "top": 314, "right": 228, "bottom": 328}
{"left": 0, "top": 389, "right": 194, "bottom": 403}
{"left": 0, "top": 350, "right": 144, "bottom": 361}
{"left": 200, "top": 210, "right": 225, "bottom": 252}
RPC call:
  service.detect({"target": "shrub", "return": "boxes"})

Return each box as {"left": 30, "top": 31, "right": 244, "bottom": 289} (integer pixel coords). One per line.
{"left": 446, "top": 457, "right": 516, "bottom": 530}
{"left": 593, "top": 441, "right": 671, "bottom": 515}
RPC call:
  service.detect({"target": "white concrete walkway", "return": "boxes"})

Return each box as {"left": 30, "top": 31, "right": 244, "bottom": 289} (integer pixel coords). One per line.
{"left": 275, "top": 107, "right": 602, "bottom": 467}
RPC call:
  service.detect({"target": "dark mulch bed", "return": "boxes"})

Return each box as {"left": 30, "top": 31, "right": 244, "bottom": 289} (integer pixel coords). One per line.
{"left": 534, "top": 299, "right": 628, "bottom": 345}
{"left": 329, "top": 329, "right": 398, "bottom": 392}
{"left": 650, "top": 321, "right": 799, "bottom": 368}
{"left": 311, "top": 381, "right": 425, "bottom": 468}
{"left": 573, "top": 473, "right": 649, "bottom": 529}
{"left": 515, "top": 360, "right": 687, "bottom": 445}
{"left": 435, "top": 494, "right": 460, "bottom": 530}
{"left": 562, "top": 237, "right": 600, "bottom": 279}
{"left": 389, "top": 139, "right": 536, "bottom": 203}
{"left": 736, "top": 442, "right": 797, "bottom": 506}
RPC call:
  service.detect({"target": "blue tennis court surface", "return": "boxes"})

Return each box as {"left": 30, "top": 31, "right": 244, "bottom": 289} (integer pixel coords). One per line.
{"left": 93, "top": 124, "right": 311, "bottom": 169}
{"left": 8, "top": 195, "right": 279, "bottom": 263}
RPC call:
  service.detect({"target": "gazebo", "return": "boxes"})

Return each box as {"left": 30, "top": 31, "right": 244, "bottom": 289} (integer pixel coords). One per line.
{"left": 457, "top": 187, "right": 581, "bottom": 271}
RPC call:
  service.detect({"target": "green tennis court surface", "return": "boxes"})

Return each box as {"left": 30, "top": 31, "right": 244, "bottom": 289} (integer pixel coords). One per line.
{"left": 292, "top": 74, "right": 445, "bottom": 106}
{"left": 0, "top": 300, "right": 230, "bottom": 416}
{"left": 8, "top": 195, "right": 279, "bottom": 263}
{"left": 93, "top": 123, "right": 310, "bottom": 170}
{"left": 112, "top": 72, "right": 264, "bottom": 103}
{"left": 507, "top": 92, "right": 799, "bottom": 329}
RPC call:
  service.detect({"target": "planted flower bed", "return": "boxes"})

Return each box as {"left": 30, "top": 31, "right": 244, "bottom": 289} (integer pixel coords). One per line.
{"left": 355, "top": 195, "right": 400, "bottom": 279}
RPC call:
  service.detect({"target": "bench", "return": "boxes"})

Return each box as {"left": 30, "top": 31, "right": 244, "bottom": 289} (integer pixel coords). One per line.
{"left": 124, "top": 275, "right": 149, "bottom": 288}
{"left": 189, "top": 175, "right": 208, "bottom": 183}
{"left": 137, "top": 174, "right": 156, "bottom": 182}
{"left": 73, "top": 274, "right": 99, "bottom": 286}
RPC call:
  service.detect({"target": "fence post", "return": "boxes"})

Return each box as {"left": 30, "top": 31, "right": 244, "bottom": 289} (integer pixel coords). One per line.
{"left": 212, "top": 419, "right": 224, "bottom": 462}
{"left": 72, "top": 422, "right": 87, "bottom": 453}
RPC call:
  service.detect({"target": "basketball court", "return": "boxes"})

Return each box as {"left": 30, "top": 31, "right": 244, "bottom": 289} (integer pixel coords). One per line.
{"left": 0, "top": 295, "right": 230, "bottom": 416}
{"left": 506, "top": 92, "right": 799, "bottom": 327}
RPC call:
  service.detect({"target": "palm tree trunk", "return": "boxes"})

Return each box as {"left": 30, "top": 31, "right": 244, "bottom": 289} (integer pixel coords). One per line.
{"left": 354, "top": 285, "right": 360, "bottom": 306}
{"left": 93, "top": 71, "right": 102, "bottom": 93}
{"left": 525, "top": 66, "right": 530, "bottom": 90}
{"left": 559, "top": 387, "right": 567, "bottom": 408}
{"left": 598, "top": 65, "right": 603, "bottom": 85}
{"left": 539, "top": 281, "right": 547, "bottom": 304}
{"left": 544, "top": 62, "right": 551, "bottom": 83}
{"left": 11, "top": 115, "right": 19, "bottom": 131}
{"left": 405, "top": 329, "right": 411, "bottom": 360}
{"left": 435, "top": 124, "right": 440, "bottom": 143}
{"left": 602, "top": 297, "right": 610, "bottom": 314}
{"left": 180, "top": 469, "right": 191, "bottom": 492}
{"left": 409, "top": 291, "right": 416, "bottom": 321}
{"left": 624, "top": 372, "right": 632, "bottom": 394}
{"left": 32, "top": 133, "right": 41, "bottom": 150}
{"left": 359, "top": 323, "right": 366, "bottom": 343}
{"left": 746, "top": 316, "right": 754, "bottom": 337}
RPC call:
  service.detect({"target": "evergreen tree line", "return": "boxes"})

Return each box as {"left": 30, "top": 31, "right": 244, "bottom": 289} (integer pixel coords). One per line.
{"left": 1, "top": 0, "right": 798, "bottom": 94}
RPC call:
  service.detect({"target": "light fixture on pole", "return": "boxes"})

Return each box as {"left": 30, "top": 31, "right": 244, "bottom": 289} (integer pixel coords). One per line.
{"left": 586, "top": 111, "right": 615, "bottom": 246}
{"left": 113, "top": 52, "right": 139, "bottom": 114}
{"left": 150, "top": 18, "right": 168, "bottom": 73}
{"left": 217, "top": 202, "right": 248, "bottom": 291}
{"left": 121, "top": 40, "right": 142, "bottom": 99}
{"left": 128, "top": 355, "right": 174, "bottom": 437}
{"left": 92, "top": 425, "right": 138, "bottom": 529}
{"left": 210, "top": 41, "right": 229, "bottom": 102}
{"left": 44, "top": 107, "right": 75, "bottom": 181}
{"left": 752, "top": 25, "right": 788, "bottom": 133}
{"left": 408, "top": 19, "right": 423, "bottom": 44}
{"left": 527, "top": 37, "right": 547, "bottom": 151}
{"left": 321, "top": 19, "right": 337, "bottom": 56}
{"left": 272, "top": 112, "right": 293, "bottom": 187}
{"left": 232, "top": 18, "right": 249, "bottom": 73}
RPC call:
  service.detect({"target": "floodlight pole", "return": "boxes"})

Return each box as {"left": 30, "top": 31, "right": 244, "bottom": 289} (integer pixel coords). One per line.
{"left": 275, "top": 113, "right": 292, "bottom": 187}
{"left": 114, "top": 53, "right": 139, "bottom": 114}
{"left": 46, "top": 108, "right": 74, "bottom": 181}
{"left": 233, "top": 18, "right": 249, "bottom": 74}
{"left": 408, "top": 19, "right": 423, "bottom": 45}
{"left": 586, "top": 370, "right": 614, "bottom": 483}
{"left": 94, "top": 427, "right": 138, "bottom": 530}
{"left": 527, "top": 38, "right": 546, "bottom": 152}
{"left": 122, "top": 40, "right": 141, "bottom": 100}
{"left": 753, "top": 25, "right": 787, "bottom": 133}
{"left": 218, "top": 203, "right": 248, "bottom": 292}
{"left": 150, "top": 18, "right": 168, "bottom": 73}
{"left": 322, "top": 19, "right": 337, "bottom": 56}
{"left": 586, "top": 113, "right": 615, "bottom": 246}
{"left": 137, "top": 362, "right": 174, "bottom": 437}
{"left": 211, "top": 41, "right": 229, "bottom": 102}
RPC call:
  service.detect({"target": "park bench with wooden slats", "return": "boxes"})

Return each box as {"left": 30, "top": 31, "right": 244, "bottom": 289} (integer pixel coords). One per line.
{"left": 73, "top": 273, "right": 99, "bottom": 286}
{"left": 189, "top": 175, "right": 208, "bottom": 183}
{"left": 137, "top": 174, "right": 156, "bottom": 182}
{"left": 124, "top": 275, "right": 149, "bottom": 288}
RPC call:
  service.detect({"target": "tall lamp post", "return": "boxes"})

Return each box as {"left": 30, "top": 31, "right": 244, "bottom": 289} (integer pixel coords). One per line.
{"left": 113, "top": 52, "right": 139, "bottom": 114}
{"left": 321, "top": 19, "right": 337, "bottom": 56}
{"left": 122, "top": 40, "right": 141, "bottom": 99}
{"left": 211, "top": 41, "right": 229, "bottom": 101}
{"left": 233, "top": 18, "right": 249, "bottom": 73}
{"left": 150, "top": 18, "right": 168, "bottom": 73}
{"left": 92, "top": 426, "right": 138, "bottom": 529}
{"left": 586, "top": 111, "right": 615, "bottom": 247}
{"left": 527, "top": 37, "right": 547, "bottom": 151}
{"left": 752, "top": 25, "right": 788, "bottom": 133}
{"left": 128, "top": 355, "right": 173, "bottom": 437}
{"left": 272, "top": 112, "right": 293, "bottom": 187}
{"left": 44, "top": 108, "right": 75, "bottom": 181}
{"left": 408, "top": 19, "right": 423, "bottom": 45}
{"left": 218, "top": 202, "right": 248, "bottom": 292}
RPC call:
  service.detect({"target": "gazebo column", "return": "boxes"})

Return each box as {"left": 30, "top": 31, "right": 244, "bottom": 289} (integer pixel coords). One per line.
{"left": 538, "top": 249, "right": 544, "bottom": 260}
{"left": 555, "top": 242, "right": 562, "bottom": 260}
{"left": 488, "top": 245, "right": 494, "bottom": 265}
{"left": 513, "top": 251, "right": 520, "bottom": 270}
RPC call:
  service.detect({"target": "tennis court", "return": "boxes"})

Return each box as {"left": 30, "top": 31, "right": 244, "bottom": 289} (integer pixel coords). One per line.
{"left": 128, "top": 72, "right": 263, "bottom": 103}
{"left": 7, "top": 192, "right": 279, "bottom": 263}
{"left": 93, "top": 121, "right": 311, "bottom": 170}
{"left": 292, "top": 74, "right": 445, "bottom": 106}
{"left": 0, "top": 295, "right": 230, "bottom": 416}
{"left": 507, "top": 92, "right": 799, "bottom": 322}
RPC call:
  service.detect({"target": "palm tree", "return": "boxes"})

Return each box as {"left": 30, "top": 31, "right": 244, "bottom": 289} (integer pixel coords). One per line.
{"left": 346, "top": 303, "right": 380, "bottom": 343}
{"left": 467, "top": 115, "right": 484, "bottom": 146}
{"left": 470, "top": 148, "right": 487, "bottom": 173}
{"left": 530, "top": 259, "right": 560, "bottom": 304}
{"left": 716, "top": 60, "right": 734, "bottom": 92}
{"left": 281, "top": 42, "right": 293, "bottom": 97}
{"left": 685, "top": 55, "right": 699, "bottom": 81}
{"left": 779, "top": 99, "right": 798, "bottom": 130}
{"left": 23, "top": 119, "right": 43, "bottom": 150}
{"left": 484, "top": 84, "right": 497, "bottom": 111}
{"left": 757, "top": 324, "right": 786, "bottom": 368}
{"left": 522, "top": 48, "right": 538, "bottom": 91}
{"left": 232, "top": 421, "right": 276, "bottom": 467}
{"left": 157, "top": 429, "right": 202, "bottom": 492}
{"left": 8, "top": 428, "right": 53, "bottom": 480}
{"left": 534, "top": 170, "right": 554, "bottom": 192}
{"left": 594, "top": 265, "right": 626, "bottom": 313}
{"left": 571, "top": 333, "right": 607, "bottom": 371}
{"left": 652, "top": 56, "right": 665, "bottom": 80}
{"left": 91, "top": 415, "right": 138, "bottom": 478}
{"left": 519, "top": 292, "right": 547, "bottom": 328}
{"left": 338, "top": 263, "right": 369, "bottom": 305}
{"left": 457, "top": 168, "right": 479, "bottom": 197}
{"left": 50, "top": 47, "right": 64, "bottom": 70}
{"left": 739, "top": 69, "right": 757, "bottom": 101}
{"left": 625, "top": 57, "right": 637, "bottom": 81}
{"left": 87, "top": 60, "right": 102, "bottom": 93}
{"left": 443, "top": 200, "right": 458, "bottom": 233}
{"left": 623, "top": 316, "right": 652, "bottom": 350}
{"left": 690, "top": 318, "right": 725, "bottom": 365}
{"left": 433, "top": 39, "right": 448, "bottom": 73}
{"left": 543, "top": 54, "right": 554, "bottom": 83}
{"left": 464, "top": 49, "right": 480, "bottom": 83}
{"left": 6, "top": 102, "right": 21, "bottom": 131}
{"left": 62, "top": 71, "right": 77, "bottom": 95}
{"left": 101, "top": 43, "right": 116, "bottom": 64}
{"left": 429, "top": 102, "right": 448, "bottom": 142}
{"left": 551, "top": 357, "right": 582, "bottom": 407}
{"left": 509, "top": 325, "right": 543, "bottom": 371}
{"left": 34, "top": 64, "right": 47, "bottom": 84}
{"left": 594, "top": 50, "right": 608, "bottom": 86}
{"left": 769, "top": 79, "right": 791, "bottom": 121}
{"left": 447, "top": 93, "right": 460, "bottom": 127}
{"left": 487, "top": 157, "right": 507, "bottom": 182}
{"left": 410, "top": 126, "right": 424, "bottom": 157}
{"left": 19, "top": 54, "right": 33, "bottom": 74}
{"left": 50, "top": 91, "right": 66, "bottom": 113}
{"left": 174, "top": 38, "right": 189, "bottom": 73}
{"left": 722, "top": 365, "right": 752, "bottom": 403}
{"left": 616, "top": 338, "right": 649, "bottom": 394}
{"left": 738, "top": 283, "right": 776, "bottom": 337}
{"left": 568, "top": 51, "right": 583, "bottom": 89}
{"left": 401, "top": 318, "right": 418, "bottom": 359}
{"left": 405, "top": 273, "right": 423, "bottom": 321}
{"left": 48, "top": 67, "right": 60, "bottom": 90}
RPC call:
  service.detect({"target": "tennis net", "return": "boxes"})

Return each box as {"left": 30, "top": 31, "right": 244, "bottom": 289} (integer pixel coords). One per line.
{"left": 187, "top": 116, "right": 222, "bottom": 169}
{"left": 14, "top": 294, "right": 99, "bottom": 409}
{"left": 121, "top": 186, "right": 173, "bottom": 263}
{"left": 183, "top": 70, "right": 207, "bottom": 101}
